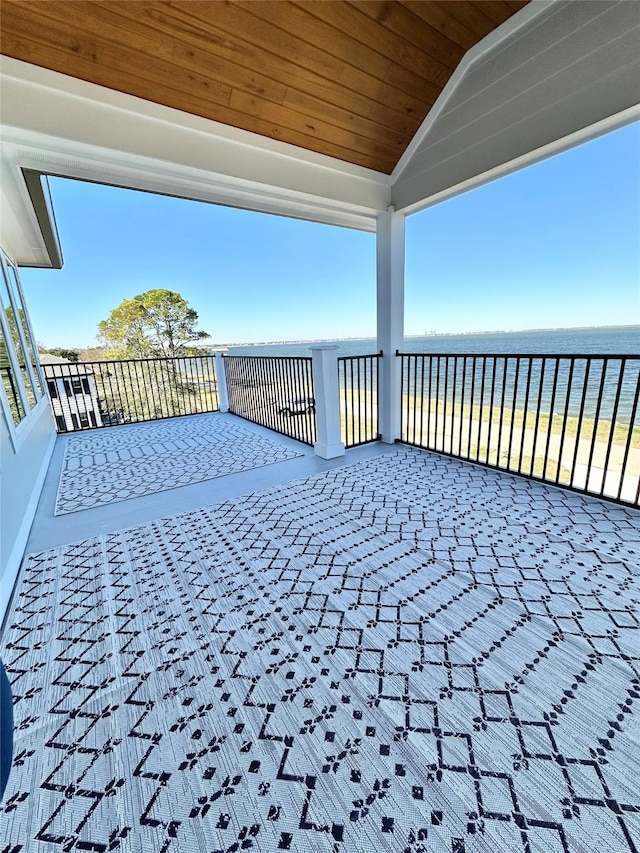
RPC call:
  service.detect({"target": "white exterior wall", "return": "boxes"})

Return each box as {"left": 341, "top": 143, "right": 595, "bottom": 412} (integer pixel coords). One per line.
{"left": 0, "top": 243, "right": 57, "bottom": 625}
{"left": 1, "top": 396, "right": 55, "bottom": 625}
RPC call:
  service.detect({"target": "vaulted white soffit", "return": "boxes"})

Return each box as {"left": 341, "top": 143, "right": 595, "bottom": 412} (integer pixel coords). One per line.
{"left": 1, "top": 0, "right": 639, "bottom": 268}
{"left": 392, "top": 0, "right": 640, "bottom": 212}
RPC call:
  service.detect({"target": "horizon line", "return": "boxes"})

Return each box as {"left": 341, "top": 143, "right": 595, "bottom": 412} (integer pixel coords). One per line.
{"left": 204, "top": 323, "right": 640, "bottom": 348}
{"left": 55, "top": 322, "right": 639, "bottom": 351}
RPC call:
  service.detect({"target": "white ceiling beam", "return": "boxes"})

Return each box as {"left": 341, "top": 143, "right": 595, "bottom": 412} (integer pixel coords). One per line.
{"left": 1, "top": 57, "right": 391, "bottom": 265}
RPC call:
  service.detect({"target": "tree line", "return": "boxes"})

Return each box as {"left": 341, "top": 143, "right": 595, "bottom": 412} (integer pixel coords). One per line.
{"left": 41, "top": 288, "right": 209, "bottom": 362}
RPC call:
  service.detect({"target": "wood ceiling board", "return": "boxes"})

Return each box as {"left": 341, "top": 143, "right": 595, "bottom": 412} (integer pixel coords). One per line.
{"left": 167, "top": 1, "right": 431, "bottom": 122}
{"left": 227, "top": 88, "right": 404, "bottom": 164}
{"left": 397, "top": 1, "right": 485, "bottom": 51}
{"left": 469, "top": 0, "right": 520, "bottom": 26}
{"left": 434, "top": 1, "right": 503, "bottom": 38}
{"left": 0, "top": 0, "right": 527, "bottom": 174}
{"left": 348, "top": 1, "right": 467, "bottom": 66}
{"left": 1, "top": 6, "right": 237, "bottom": 109}
{"left": 294, "top": 1, "right": 454, "bottom": 89}
{"left": 4, "top": 2, "right": 285, "bottom": 107}
{"left": 127, "top": 3, "right": 411, "bottom": 149}
{"left": 58, "top": 1, "right": 407, "bottom": 154}
{"left": 237, "top": 1, "right": 447, "bottom": 103}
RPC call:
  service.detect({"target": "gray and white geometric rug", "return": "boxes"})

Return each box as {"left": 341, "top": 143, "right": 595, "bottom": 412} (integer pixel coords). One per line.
{"left": 3, "top": 449, "right": 639, "bottom": 852}
{"left": 54, "top": 414, "right": 304, "bottom": 515}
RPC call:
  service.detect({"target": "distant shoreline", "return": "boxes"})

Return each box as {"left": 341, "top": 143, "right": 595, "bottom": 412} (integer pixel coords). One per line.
{"left": 66, "top": 324, "right": 638, "bottom": 351}
{"left": 209, "top": 324, "right": 639, "bottom": 350}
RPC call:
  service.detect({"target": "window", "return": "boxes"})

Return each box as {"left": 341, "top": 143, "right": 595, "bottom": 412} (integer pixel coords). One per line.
{"left": 47, "top": 379, "right": 58, "bottom": 399}
{"left": 79, "top": 412, "right": 89, "bottom": 429}
{"left": 6, "top": 264, "right": 43, "bottom": 397}
{"left": 0, "top": 266, "right": 37, "bottom": 409}
{"left": 55, "top": 415, "right": 67, "bottom": 432}
{"left": 71, "top": 413, "right": 79, "bottom": 430}
{"left": 0, "top": 324, "right": 25, "bottom": 426}
{"left": 0, "top": 249, "right": 44, "bottom": 436}
{"left": 71, "top": 377, "right": 83, "bottom": 395}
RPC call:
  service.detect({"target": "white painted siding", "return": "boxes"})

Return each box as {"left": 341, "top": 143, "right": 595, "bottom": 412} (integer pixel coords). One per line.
{"left": 392, "top": 0, "right": 640, "bottom": 212}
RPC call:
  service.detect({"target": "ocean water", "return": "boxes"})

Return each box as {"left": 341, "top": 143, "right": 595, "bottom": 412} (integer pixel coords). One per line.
{"left": 225, "top": 326, "right": 640, "bottom": 423}
{"left": 226, "top": 325, "right": 639, "bottom": 358}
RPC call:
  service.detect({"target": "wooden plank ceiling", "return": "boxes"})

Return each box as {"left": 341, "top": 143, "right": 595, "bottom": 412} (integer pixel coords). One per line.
{"left": 0, "top": 1, "right": 528, "bottom": 174}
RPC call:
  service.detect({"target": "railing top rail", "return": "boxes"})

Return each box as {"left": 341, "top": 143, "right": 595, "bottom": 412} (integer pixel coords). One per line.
{"left": 396, "top": 351, "right": 640, "bottom": 360}
{"left": 223, "top": 354, "right": 313, "bottom": 362}
{"left": 337, "top": 352, "right": 382, "bottom": 362}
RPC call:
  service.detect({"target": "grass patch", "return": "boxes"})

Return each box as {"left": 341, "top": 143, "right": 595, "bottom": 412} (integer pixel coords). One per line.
{"left": 402, "top": 396, "right": 640, "bottom": 449}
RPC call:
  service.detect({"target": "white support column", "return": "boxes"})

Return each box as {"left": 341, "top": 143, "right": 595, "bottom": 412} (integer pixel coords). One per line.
{"left": 310, "top": 345, "right": 345, "bottom": 459}
{"left": 376, "top": 206, "right": 405, "bottom": 444}
{"left": 214, "top": 351, "right": 229, "bottom": 413}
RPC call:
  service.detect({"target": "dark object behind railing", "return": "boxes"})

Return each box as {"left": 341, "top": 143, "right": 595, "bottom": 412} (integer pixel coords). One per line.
{"left": 338, "top": 354, "right": 380, "bottom": 448}
{"left": 42, "top": 356, "right": 219, "bottom": 432}
{"left": 224, "top": 355, "right": 316, "bottom": 445}
{"left": 399, "top": 352, "right": 640, "bottom": 507}
{"left": 0, "top": 365, "right": 21, "bottom": 418}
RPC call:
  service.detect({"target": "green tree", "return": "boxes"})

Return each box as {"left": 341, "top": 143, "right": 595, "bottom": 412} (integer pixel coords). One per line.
{"left": 94, "top": 290, "right": 213, "bottom": 425}
{"left": 98, "top": 289, "right": 209, "bottom": 359}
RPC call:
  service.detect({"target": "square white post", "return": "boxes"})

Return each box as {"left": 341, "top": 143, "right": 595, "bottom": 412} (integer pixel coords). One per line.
{"left": 214, "top": 351, "right": 229, "bottom": 413}
{"left": 310, "top": 345, "right": 345, "bottom": 459}
{"left": 377, "top": 206, "right": 405, "bottom": 444}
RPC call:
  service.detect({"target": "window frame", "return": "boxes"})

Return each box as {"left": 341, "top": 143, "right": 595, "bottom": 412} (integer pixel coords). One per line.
{"left": 0, "top": 311, "right": 28, "bottom": 428}
{"left": 0, "top": 248, "right": 48, "bottom": 450}
{"left": 4, "top": 260, "right": 44, "bottom": 400}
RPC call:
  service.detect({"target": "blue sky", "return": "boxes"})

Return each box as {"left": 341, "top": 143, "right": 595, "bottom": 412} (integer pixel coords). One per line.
{"left": 21, "top": 121, "right": 639, "bottom": 348}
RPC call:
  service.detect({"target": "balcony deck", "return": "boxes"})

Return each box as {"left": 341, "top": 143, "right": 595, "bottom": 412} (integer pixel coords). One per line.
{"left": 2, "top": 413, "right": 639, "bottom": 853}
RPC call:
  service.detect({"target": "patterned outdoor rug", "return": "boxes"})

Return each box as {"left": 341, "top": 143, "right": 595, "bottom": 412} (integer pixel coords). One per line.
{"left": 3, "top": 449, "right": 639, "bottom": 852}
{"left": 54, "top": 414, "right": 304, "bottom": 515}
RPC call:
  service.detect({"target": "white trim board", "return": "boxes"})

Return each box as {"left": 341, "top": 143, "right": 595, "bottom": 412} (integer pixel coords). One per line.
{"left": 0, "top": 57, "right": 390, "bottom": 260}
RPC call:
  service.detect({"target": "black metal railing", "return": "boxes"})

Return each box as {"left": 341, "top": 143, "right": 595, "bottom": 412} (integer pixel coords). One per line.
{"left": 399, "top": 353, "right": 640, "bottom": 507}
{"left": 42, "top": 356, "right": 219, "bottom": 433}
{"left": 338, "top": 354, "right": 380, "bottom": 448}
{"left": 224, "top": 355, "right": 316, "bottom": 445}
